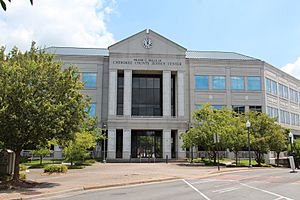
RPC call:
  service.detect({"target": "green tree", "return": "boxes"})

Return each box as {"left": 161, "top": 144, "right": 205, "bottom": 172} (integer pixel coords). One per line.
{"left": 245, "top": 111, "right": 277, "bottom": 166}
{"left": 0, "top": 43, "right": 87, "bottom": 182}
{"left": 62, "top": 116, "right": 102, "bottom": 165}
{"left": 32, "top": 140, "right": 56, "bottom": 165}
{"left": 0, "top": 0, "right": 33, "bottom": 11}
{"left": 224, "top": 114, "right": 247, "bottom": 165}
{"left": 269, "top": 125, "right": 288, "bottom": 166}
{"left": 181, "top": 103, "right": 233, "bottom": 164}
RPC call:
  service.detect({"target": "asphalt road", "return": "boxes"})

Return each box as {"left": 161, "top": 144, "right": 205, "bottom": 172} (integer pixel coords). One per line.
{"left": 45, "top": 168, "right": 300, "bottom": 200}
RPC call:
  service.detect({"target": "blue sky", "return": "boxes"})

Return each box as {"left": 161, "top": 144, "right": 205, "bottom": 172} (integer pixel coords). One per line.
{"left": 1, "top": 0, "right": 300, "bottom": 78}
{"left": 107, "top": 0, "right": 299, "bottom": 68}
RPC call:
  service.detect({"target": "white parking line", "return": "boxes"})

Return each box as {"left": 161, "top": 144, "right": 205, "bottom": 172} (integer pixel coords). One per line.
{"left": 182, "top": 179, "right": 211, "bottom": 200}
{"left": 239, "top": 182, "right": 294, "bottom": 200}
{"left": 212, "top": 187, "right": 240, "bottom": 194}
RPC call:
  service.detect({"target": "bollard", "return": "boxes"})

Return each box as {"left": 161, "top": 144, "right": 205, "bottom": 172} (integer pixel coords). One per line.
{"left": 166, "top": 155, "right": 168, "bottom": 164}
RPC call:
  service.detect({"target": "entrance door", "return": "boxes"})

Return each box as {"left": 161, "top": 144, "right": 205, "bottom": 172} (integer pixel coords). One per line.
{"left": 131, "top": 130, "right": 162, "bottom": 158}
{"left": 138, "top": 135, "right": 154, "bottom": 158}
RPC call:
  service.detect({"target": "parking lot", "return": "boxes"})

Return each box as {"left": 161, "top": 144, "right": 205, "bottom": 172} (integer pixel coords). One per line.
{"left": 49, "top": 168, "right": 300, "bottom": 200}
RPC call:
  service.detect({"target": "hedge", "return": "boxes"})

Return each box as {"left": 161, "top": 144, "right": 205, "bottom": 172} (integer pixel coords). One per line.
{"left": 44, "top": 165, "right": 68, "bottom": 173}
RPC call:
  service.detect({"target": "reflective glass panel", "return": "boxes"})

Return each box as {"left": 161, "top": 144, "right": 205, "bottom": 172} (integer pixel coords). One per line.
{"left": 195, "top": 76, "right": 209, "bottom": 90}
{"left": 212, "top": 76, "right": 225, "bottom": 90}
{"left": 82, "top": 72, "right": 97, "bottom": 88}
{"left": 247, "top": 76, "right": 261, "bottom": 91}
{"left": 231, "top": 76, "right": 244, "bottom": 90}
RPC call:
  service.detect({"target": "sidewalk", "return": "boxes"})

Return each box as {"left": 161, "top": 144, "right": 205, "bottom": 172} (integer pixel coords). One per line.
{"left": 0, "top": 162, "right": 250, "bottom": 200}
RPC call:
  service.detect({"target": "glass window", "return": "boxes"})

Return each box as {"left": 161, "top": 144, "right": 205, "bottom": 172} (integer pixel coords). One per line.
{"left": 280, "top": 110, "right": 285, "bottom": 123}
{"left": 232, "top": 105, "right": 245, "bottom": 114}
{"left": 296, "top": 114, "right": 300, "bottom": 126}
{"left": 249, "top": 106, "right": 262, "bottom": 112}
{"left": 212, "top": 105, "right": 225, "bottom": 110}
{"left": 285, "top": 111, "right": 290, "bottom": 124}
{"left": 283, "top": 85, "right": 289, "bottom": 99}
{"left": 117, "top": 73, "right": 124, "bottom": 115}
{"left": 82, "top": 72, "right": 97, "bottom": 88}
{"left": 279, "top": 84, "right": 283, "bottom": 97}
{"left": 231, "top": 76, "right": 244, "bottom": 90}
{"left": 212, "top": 76, "right": 225, "bottom": 90}
{"left": 271, "top": 80, "right": 277, "bottom": 95}
{"left": 247, "top": 76, "right": 261, "bottom": 91}
{"left": 290, "top": 88, "right": 299, "bottom": 103}
{"left": 279, "top": 83, "right": 288, "bottom": 98}
{"left": 195, "top": 76, "right": 209, "bottom": 90}
{"left": 85, "top": 103, "right": 96, "bottom": 117}
{"left": 291, "top": 113, "right": 296, "bottom": 126}
{"left": 195, "top": 105, "right": 202, "bottom": 109}
{"left": 266, "top": 78, "right": 278, "bottom": 95}
{"left": 267, "top": 106, "right": 272, "bottom": 117}
{"left": 273, "top": 108, "right": 278, "bottom": 119}
{"left": 132, "top": 75, "right": 162, "bottom": 116}
{"left": 266, "top": 78, "right": 271, "bottom": 93}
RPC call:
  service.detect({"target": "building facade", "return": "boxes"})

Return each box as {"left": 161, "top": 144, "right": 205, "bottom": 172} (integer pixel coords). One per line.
{"left": 47, "top": 29, "right": 300, "bottom": 161}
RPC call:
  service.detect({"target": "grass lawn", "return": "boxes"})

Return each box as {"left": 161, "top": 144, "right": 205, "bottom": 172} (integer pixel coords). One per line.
{"left": 21, "top": 159, "right": 62, "bottom": 168}
{"left": 192, "top": 157, "right": 272, "bottom": 167}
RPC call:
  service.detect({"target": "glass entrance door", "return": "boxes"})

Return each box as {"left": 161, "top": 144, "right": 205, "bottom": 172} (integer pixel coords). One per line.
{"left": 131, "top": 130, "right": 162, "bottom": 158}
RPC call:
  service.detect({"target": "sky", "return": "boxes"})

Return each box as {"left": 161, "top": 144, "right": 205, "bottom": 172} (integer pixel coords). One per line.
{"left": 0, "top": 0, "right": 300, "bottom": 79}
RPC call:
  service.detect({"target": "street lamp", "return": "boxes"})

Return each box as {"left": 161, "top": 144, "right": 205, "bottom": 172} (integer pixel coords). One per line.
{"left": 246, "top": 120, "right": 252, "bottom": 168}
{"left": 289, "top": 132, "right": 294, "bottom": 154}
{"left": 103, "top": 124, "right": 107, "bottom": 164}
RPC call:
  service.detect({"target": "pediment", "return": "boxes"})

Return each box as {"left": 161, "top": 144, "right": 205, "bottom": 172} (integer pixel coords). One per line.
{"left": 108, "top": 29, "right": 186, "bottom": 56}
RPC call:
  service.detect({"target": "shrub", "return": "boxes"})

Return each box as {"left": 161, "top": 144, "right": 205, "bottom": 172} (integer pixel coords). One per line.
{"left": 68, "top": 165, "right": 85, "bottom": 169}
{"left": 44, "top": 165, "right": 68, "bottom": 173}
{"left": 19, "top": 164, "right": 28, "bottom": 171}
{"left": 20, "top": 172, "right": 27, "bottom": 180}
{"left": 0, "top": 173, "right": 11, "bottom": 181}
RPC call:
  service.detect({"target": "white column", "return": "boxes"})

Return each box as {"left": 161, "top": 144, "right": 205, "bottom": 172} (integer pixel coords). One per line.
{"left": 163, "top": 71, "right": 171, "bottom": 117}
{"left": 178, "top": 71, "right": 185, "bottom": 117}
{"left": 163, "top": 129, "right": 172, "bottom": 159}
{"left": 108, "top": 69, "right": 117, "bottom": 116}
{"left": 123, "top": 129, "right": 131, "bottom": 159}
{"left": 177, "top": 130, "right": 186, "bottom": 159}
{"left": 123, "top": 70, "right": 132, "bottom": 117}
{"left": 107, "top": 129, "right": 116, "bottom": 159}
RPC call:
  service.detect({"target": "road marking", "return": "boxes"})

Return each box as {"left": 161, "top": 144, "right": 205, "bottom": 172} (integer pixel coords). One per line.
{"left": 239, "top": 182, "right": 294, "bottom": 200}
{"left": 212, "top": 187, "right": 240, "bottom": 194}
{"left": 273, "top": 197, "right": 285, "bottom": 200}
{"left": 182, "top": 179, "right": 211, "bottom": 200}
{"left": 191, "top": 179, "right": 214, "bottom": 184}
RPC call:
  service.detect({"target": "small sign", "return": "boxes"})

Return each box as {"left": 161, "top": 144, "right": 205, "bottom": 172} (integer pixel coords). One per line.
{"left": 289, "top": 156, "right": 297, "bottom": 173}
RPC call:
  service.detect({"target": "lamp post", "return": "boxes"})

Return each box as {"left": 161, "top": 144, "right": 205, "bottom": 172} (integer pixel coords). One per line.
{"left": 289, "top": 132, "right": 294, "bottom": 154}
{"left": 214, "top": 133, "right": 220, "bottom": 171}
{"left": 103, "top": 124, "right": 107, "bottom": 164}
{"left": 246, "top": 120, "right": 252, "bottom": 168}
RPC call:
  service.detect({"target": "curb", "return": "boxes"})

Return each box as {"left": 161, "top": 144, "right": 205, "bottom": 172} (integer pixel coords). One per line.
{"left": 10, "top": 177, "right": 180, "bottom": 200}
{"left": 4, "top": 167, "right": 265, "bottom": 200}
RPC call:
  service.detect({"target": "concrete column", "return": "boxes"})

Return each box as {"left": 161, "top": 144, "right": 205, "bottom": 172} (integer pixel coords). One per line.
{"left": 107, "top": 129, "right": 116, "bottom": 159}
{"left": 163, "top": 129, "right": 172, "bottom": 159}
{"left": 178, "top": 71, "right": 185, "bottom": 117}
{"left": 108, "top": 69, "right": 117, "bottom": 116}
{"left": 177, "top": 130, "right": 186, "bottom": 159}
{"left": 163, "top": 71, "right": 171, "bottom": 117}
{"left": 123, "top": 69, "right": 132, "bottom": 117}
{"left": 123, "top": 129, "right": 131, "bottom": 159}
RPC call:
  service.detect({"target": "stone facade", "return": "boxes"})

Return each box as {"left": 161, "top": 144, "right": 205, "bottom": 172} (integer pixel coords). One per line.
{"left": 47, "top": 29, "right": 300, "bottom": 160}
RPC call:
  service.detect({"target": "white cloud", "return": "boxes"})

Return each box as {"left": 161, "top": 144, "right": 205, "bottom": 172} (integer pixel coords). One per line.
{"left": 0, "top": 0, "right": 116, "bottom": 51}
{"left": 281, "top": 57, "right": 300, "bottom": 80}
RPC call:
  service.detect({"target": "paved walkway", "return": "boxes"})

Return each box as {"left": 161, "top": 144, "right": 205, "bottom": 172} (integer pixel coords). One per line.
{"left": 0, "top": 162, "right": 249, "bottom": 200}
